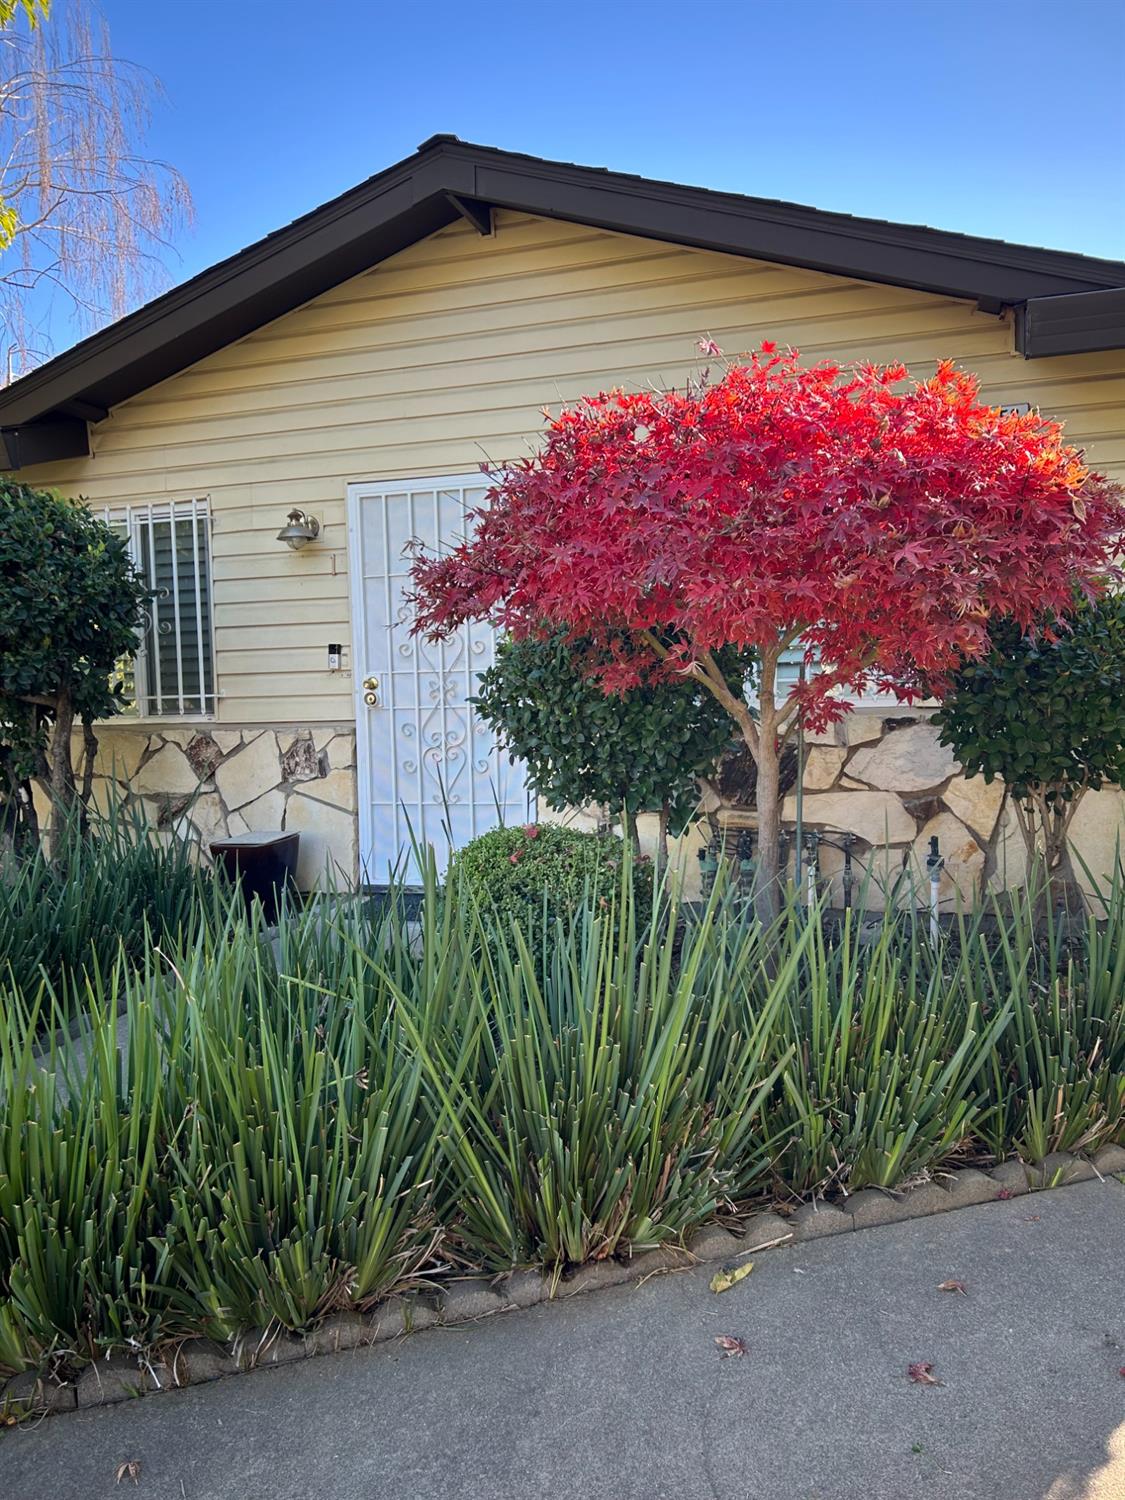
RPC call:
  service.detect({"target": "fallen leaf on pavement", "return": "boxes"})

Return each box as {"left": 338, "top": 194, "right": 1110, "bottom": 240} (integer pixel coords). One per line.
{"left": 995, "top": 1189, "right": 1014, "bottom": 1200}
{"left": 1119, "top": 1367, "right": 1125, "bottom": 1379}
{"left": 710, "top": 1261, "right": 753, "bottom": 1294}
{"left": 115, "top": 1461, "right": 141, "bottom": 1486}
{"left": 908, "top": 1362, "right": 942, "bottom": 1386}
{"left": 937, "top": 1279, "right": 967, "bottom": 1295}
{"left": 715, "top": 1335, "right": 747, "bottom": 1358}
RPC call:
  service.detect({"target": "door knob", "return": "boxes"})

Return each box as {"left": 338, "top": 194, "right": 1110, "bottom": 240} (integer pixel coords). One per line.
{"left": 362, "top": 675, "right": 379, "bottom": 691}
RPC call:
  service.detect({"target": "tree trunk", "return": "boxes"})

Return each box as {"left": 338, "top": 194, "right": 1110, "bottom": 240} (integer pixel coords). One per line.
{"left": 44, "top": 690, "right": 77, "bottom": 861}
{"left": 1041, "top": 795, "right": 1084, "bottom": 916}
{"left": 657, "top": 800, "right": 671, "bottom": 873}
{"left": 753, "top": 724, "right": 782, "bottom": 923}
{"left": 752, "top": 647, "right": 783, "bottom": 924}
{"left": 79, "top": 718, "right": 99, "bottom": 817}
{"left": 621, "top": 806, "right": 640, "bottom": 857}
{"left": 643, "top": 632, "right": 789, "bottom": 924}
{"left": 1012, "top": 784, "right": 1086, "bottom": 918}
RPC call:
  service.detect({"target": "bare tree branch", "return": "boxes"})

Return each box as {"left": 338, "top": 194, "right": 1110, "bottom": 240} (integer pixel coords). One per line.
{"left": 0, "top": 0, "right": 192, "bottom": 376}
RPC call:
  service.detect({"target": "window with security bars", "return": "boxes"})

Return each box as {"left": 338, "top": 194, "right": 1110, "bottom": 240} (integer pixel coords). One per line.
{"left": 100, "top": 497, "right": 217, "bottom": 716}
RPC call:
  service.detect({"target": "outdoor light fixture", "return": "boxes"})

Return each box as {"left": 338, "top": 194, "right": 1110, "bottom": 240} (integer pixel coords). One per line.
{"left": 276, "top": 508, "right": 320, "bottom": 550}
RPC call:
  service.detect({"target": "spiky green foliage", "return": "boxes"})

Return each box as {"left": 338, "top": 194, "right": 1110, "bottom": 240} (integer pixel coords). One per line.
{"left": 0, "top": 849, "right": 1123, "bottom": 1383}
{"left": 392, "top": 870, "right": 793, "bottom": 1268}
{"left": 972, "top": 872, "right": 1125, "bottom": 1161}
{"left": 767, "top": 909, "right": 1013, "bottom": 1193}
{"left": 0, "top": 802, "right": 216, "bottom": 998}
{"left": 0, "top": 962, "right": 191, "bottom": 1370}
{"left": 165, "top": 904, "right": 441, "bottom": 1337}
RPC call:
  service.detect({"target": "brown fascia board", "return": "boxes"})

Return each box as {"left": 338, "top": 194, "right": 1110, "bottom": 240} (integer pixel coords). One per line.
{"left": 0, "top": 418, "right": 89, "bottom": 469}
{"left": 0, "top": 159, "right": 461, "bottom": 431}
{"left": 2, "top": 134, "right": 1124, "bottom": 467}
{"left": 441, "top": 141, "right": 1125, "bottom": 305}
{"left": 1016, "top": 286, "right": 1125, "bottom": 358}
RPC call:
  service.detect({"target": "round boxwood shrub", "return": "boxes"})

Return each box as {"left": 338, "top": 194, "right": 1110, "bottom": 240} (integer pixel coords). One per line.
{"left": 447, "top": 823, "right": 650, "bottom": 939}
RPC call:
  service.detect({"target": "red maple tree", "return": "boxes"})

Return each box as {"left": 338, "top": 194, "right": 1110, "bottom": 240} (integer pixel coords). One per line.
{"left": 411, "top": 345, "right": 1121, "bottom": 917}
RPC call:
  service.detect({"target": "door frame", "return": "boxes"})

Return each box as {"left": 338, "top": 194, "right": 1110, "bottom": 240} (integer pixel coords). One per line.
{"left": 346, "top": 473, "right": 525, "bottom": 883}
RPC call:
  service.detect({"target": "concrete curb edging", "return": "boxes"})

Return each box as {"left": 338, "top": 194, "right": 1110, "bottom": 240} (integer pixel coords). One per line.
{"left": 4, "top": 1147, "right": 1124, "bottom": 1421}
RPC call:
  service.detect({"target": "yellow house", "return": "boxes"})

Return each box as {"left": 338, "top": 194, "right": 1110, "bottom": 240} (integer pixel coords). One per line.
{"left": 2, "top": 136, "right": 1123, "bottom": 901}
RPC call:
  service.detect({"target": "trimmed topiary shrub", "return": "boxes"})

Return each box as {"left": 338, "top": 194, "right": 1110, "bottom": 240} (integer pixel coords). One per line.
{"left": 934, "top": 595, "right": 1125, "bottom": 905}
{"left": 472, "top": 632, "right": 747, "bottom": 847}
{"left": 0, "top": 479, "right": 148, "bottom": 850}
{"left": 447, "top": 822, "right": 650, "bottom": 936}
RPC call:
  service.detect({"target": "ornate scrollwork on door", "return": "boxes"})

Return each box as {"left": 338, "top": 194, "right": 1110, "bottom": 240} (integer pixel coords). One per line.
{"left": 355, "top": 477, "right": 532, "bottom": 880}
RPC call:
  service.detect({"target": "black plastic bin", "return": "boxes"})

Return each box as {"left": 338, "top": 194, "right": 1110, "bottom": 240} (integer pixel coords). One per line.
{"left": 210, "top": 830, "right": 300, "bottom": 921}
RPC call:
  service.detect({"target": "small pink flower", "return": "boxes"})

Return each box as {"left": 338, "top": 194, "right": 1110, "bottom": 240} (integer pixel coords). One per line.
{"left": 697, "top": 337, "right": 723, "bottom": 358}
{"left": 509, "top": 850, "right": 522, "bottom": 864}
{"left": 522, "top": 824, "right": 540, "bottom": 839}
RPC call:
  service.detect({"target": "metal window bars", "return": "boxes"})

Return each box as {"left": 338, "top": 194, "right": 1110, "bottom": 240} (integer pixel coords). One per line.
{"left": 99, "top": 497, "right": 217, "bottom": 717}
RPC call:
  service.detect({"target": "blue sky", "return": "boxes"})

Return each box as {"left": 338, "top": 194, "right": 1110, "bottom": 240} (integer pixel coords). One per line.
{"left": 56, "top": 0, "right": 1125, "bottom": 341}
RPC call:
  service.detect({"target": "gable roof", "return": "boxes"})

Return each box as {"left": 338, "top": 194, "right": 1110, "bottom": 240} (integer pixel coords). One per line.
{"left": 3, "top": 134, "right": 1125, "bottom": 469}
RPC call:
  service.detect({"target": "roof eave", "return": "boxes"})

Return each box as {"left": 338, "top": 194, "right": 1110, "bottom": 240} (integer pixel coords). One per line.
{"left": 1016, "top": 287, "right": 1125, "bottom": 358}
{"left": 3, "top": 136, "right": 1124, "bottom": 468}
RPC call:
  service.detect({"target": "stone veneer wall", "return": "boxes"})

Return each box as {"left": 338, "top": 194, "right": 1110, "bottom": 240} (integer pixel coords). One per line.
{"left": 47, "top": 724, "right": 359, "bottom": 889}
{"left": 40, "top": 710, "right": 1122, "bottom": 904}
{"left": 570, "top": 709, "right": 1124, "bottom": 912}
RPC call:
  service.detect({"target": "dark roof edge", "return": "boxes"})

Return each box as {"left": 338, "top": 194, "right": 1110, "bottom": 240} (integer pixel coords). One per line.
{"left": 1017, "top": 287, "right": 1125, "bottom": 358}
{"left": 0, "top": 144, "right": 444, "bottom": 429}
{"left": 435, "top": 137, "right": 1125, "bottom": 295}
{"left": 2, "top": 135, "right": 1124, "bottom": 467}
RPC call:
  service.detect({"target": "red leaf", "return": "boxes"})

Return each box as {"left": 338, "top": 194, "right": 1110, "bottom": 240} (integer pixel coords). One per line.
{"left": 908, "top": 1362, "right": 942, "bottom": 1386}
{"left": 409, "top": 347, "right": 1122, "bottom": 754}
{"left": 715, "top": 1335, "right": 747, "bottom": 1358}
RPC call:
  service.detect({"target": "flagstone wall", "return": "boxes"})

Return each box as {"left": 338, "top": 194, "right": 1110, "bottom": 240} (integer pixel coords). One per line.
{"left": 38, "top": 710, "right": 1123, "bottom": 907}
{"left": 53, "top": 724, "right": 359, "bottom": 889}
{"left": 628, "top": 710, "right": 1124, "bottom": 911}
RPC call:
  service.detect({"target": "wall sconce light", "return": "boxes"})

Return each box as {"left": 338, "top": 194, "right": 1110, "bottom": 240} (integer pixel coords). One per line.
{"left": 276, "top": 508, "right": 320, "bottom": 550}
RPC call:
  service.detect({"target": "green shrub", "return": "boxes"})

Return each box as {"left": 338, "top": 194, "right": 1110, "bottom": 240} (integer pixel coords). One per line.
{"left": 0, "top": 479, "right": 148, "bottom": 839}
{"left": 447, "top": 822, "right": 652, "bottom": 937}
{"left": 934, "top": 596, "right": 1125, "bottom": 903}
{"left": 472, "top": 632, "right": 747, "bottom": 837}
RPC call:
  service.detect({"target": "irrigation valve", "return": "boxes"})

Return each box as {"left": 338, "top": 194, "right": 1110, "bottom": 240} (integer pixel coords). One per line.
{"left": 925, "top": 835, "right": 944, "bottom": 944}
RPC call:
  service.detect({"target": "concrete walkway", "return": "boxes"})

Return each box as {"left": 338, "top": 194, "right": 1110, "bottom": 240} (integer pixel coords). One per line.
{"left": 3, "top": 1178, "right": 1124, "bottom": 1500}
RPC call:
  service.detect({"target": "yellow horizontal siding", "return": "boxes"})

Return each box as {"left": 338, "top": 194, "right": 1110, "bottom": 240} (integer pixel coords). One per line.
{"left": 20, "top": 210, "right": 1125, "bottom": 724}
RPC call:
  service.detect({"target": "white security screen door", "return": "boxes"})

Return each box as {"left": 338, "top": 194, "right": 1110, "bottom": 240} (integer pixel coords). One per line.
{"left": 348, "top": 475, "right": 531, "bottom": 884}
